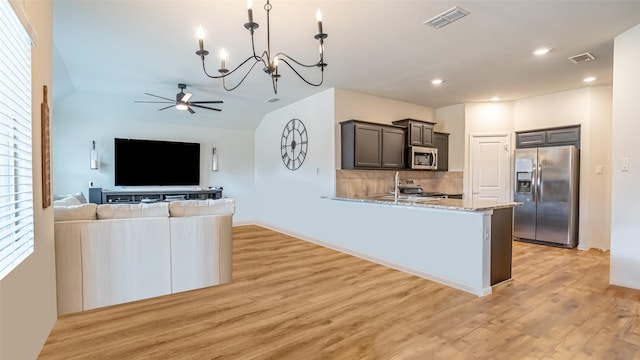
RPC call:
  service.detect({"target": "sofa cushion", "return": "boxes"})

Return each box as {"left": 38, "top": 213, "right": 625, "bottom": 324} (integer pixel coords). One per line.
{"left": 54, "top": 203, "right": 98, "bottom": 221}
{"left": 54, "top": 195, "right": 82, "bottom": 207}
{"left": 54, "top": 192, "right": 87, "bottom": 204}
{"left": 97, "top": 202, "right": 169, "bottom": 219}
{"left": 169, "top": 198, "right": 235, "bottom": 217}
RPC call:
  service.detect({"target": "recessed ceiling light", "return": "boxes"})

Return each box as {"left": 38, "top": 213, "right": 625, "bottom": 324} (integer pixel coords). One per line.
{"left": 491, "top": 96, "right": 500, "bottom": 102}
{"left": 583, "top": 76, "right": 596, "bottom": 83}
{"left": 431, "top": 79, "right": 443, "bottom": 85}
{"left": 532, "top": 47, "right": 552, "bottom": 55}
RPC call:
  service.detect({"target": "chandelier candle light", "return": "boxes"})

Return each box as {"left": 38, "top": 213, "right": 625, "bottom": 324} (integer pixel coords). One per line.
{"left": 195, "top": 0, "right": 327, "bottom": 94}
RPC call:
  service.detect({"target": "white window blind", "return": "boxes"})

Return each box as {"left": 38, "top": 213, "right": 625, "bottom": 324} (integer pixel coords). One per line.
{"left": 0, "top": 0, "right": 33, "bottom": 280}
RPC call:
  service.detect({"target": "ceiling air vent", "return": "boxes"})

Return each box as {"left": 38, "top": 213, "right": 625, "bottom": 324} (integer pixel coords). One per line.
{"left": 265, "top": 97, "right": 280, "bottom": 103}
{"left": 568, "top": 52, "right": 596, "bottom": 64}
{"left": 424, "top": 6, "right": 470, "bottom": 29}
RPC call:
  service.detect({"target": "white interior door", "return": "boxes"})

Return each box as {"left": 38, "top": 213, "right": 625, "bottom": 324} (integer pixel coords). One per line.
{"left": 470, "top": 134, "right": 511, "bottom": 203}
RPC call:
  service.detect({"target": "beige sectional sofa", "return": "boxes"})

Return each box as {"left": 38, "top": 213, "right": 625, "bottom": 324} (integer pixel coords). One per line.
{"left": 53, "top": 198, "right": 234, "bottom": 315}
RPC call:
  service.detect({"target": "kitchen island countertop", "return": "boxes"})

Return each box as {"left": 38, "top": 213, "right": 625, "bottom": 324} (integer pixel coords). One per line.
{"left": 331, "top": 196, "right": 520, "bottom": 212}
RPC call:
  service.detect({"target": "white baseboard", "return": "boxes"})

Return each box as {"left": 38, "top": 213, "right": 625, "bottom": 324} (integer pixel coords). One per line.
{"left": 232, "top": 219, "right": 259, "bottom": 227}
{"left": 249, "top": 221, "right": 490, "bottom": 297}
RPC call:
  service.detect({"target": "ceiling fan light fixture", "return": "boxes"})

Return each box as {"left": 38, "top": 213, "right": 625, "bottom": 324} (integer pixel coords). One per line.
{"left": 134, "top": 83, "right": 224, "bottom": 114}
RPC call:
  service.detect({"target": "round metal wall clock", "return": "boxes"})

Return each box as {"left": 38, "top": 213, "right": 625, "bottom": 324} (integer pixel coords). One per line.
{"left": 280, "top": 118, "right": 308, "bottom": 170}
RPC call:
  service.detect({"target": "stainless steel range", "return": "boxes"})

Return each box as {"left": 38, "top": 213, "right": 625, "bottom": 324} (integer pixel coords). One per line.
{"left": 397, "top": 179, "right": 448, "bottom": 198}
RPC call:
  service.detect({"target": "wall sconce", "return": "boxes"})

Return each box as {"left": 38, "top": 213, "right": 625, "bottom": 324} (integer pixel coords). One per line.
{"left": 90, "top": 141, "right": 99, "bottom": 170}
{"left": 212, "top": 147, "right": 219, "bottom": 172}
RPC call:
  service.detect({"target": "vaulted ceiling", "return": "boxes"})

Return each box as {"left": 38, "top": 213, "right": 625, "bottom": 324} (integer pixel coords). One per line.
{"left": 53, "top": 1, "right": 640, "bottom": 130}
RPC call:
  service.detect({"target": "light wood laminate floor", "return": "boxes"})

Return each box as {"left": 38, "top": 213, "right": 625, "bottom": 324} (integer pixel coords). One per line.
{"left": 39, "top": 225, "right": 640, "bottom": 359}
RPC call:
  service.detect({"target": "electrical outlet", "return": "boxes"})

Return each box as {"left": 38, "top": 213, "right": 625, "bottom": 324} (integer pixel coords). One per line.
{"left": 595, "top": 165, "right": 603, "bottom": 175}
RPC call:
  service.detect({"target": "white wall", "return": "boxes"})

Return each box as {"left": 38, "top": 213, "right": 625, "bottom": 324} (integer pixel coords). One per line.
{"left": 513, "top": 88, "right": 591, "bottom": 130}
{"left": 610, "top": 24, "right": 640, "bottom": 290}
{"left": 435, "top": 104, "right": 465, "bottom": 171}
{"left": 52, "top": 92, "right": 257, "bottom": 222}
{"left": 513, "top": 87, "right": 613, "bottom": 250}
{"left": 588, "top": 87, "right": 613, "bottom": 251}
{"left": 254, "top": 88, "right": 336, "bottom": 228}
{"left": 0, "top": 1, "right": 58, "bottom": 359}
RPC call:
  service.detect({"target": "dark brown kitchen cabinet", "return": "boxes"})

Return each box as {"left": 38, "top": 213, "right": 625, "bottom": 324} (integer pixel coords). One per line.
{"left": 516, "top": 131, "right": 546, "bottom": 148}
{"left": 546, "top": 127, "right": 580, "bottom": 145}
{"left": 392, "top": 119, "right": 436, "bottom": 147}
{"left": 516, "top": 125, "right": 580, "bottom": 149}
{"left": 340, "top": 120, "right": 405, "bottom": 169}
{"left": 433, "top": 131, "right": 449, "bottom": 171}
{"left": 381, "top": 127, "right": 405, "bottom": 168}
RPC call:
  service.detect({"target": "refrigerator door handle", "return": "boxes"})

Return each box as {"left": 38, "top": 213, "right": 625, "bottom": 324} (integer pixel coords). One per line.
{"left": 537, "top": 162, "right": 542, "bottom": 202}
{"left": 532, "top": 160, "right": 538, "bottom": 202}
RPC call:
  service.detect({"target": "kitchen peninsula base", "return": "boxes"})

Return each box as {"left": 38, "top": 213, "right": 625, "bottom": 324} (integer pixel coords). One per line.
{"left": 316, "top": 197, "right": 519, "bottom": 296}
{"left": 490, "top": 207, "right": 513, "bottom": 285}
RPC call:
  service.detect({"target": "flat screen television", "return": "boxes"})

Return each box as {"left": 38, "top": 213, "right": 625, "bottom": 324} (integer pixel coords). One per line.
{"left": 114, "top": 138, "right": 200, "bottom": 186}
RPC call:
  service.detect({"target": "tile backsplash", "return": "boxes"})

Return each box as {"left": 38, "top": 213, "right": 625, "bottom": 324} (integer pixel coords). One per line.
{"left": 336, "top": 170, "right": 463, "bottom": 198}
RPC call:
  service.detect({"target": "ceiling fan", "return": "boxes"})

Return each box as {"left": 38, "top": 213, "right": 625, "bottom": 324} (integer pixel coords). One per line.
{"left": 135, "top": 83, "right": 223, "bottom": 114}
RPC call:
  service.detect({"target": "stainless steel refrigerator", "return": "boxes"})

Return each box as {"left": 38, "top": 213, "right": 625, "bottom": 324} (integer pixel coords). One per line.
{"left": 513, "top": 145, "right": 579, "bottom": 248}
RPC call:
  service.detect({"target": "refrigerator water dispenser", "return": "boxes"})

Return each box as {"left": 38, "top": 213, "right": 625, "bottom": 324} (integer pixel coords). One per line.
{"left": 516, "top": 172, "right": 532, "bottom": 194}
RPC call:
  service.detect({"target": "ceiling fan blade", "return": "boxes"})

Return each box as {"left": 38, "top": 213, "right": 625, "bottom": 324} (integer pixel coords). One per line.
{"left": 144, "top": 93, "right": 175, "bottom": 102}
{"left": 191, "top": 104, "right": 222, "bottom": 112}
{"left": 189, "top": 100, "right": 224, "bottom": 104}
{"left": 187, "top": 106, "right": 195, "bottom": 114}
{"left": 134, "top": 100, "right": 173, "bottom": 103}
{"left": 157, "top": 105, "right": 175, "bottom": 111}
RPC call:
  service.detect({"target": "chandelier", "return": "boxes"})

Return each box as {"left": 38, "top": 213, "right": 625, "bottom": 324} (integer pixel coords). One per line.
{"left": 195, "top": 0, "right": 328, "bottom": 94}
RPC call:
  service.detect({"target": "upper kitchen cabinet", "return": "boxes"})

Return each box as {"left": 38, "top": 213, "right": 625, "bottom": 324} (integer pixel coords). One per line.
{"left": 341, "top": 120, "right": 405, "bottom": 169}
{"left": 515, "top": 131, "right": 546, "bottom": 148}
{"left": 516, "top": 125, "right": 580, "bottom": 149}
{"left": 392, "top": 119, "right": 436, "bottom": 147}
{"left": 546, "top": 127, "right": 580, "bottom": 145}
{"left": 433, "top": 132, "right": 449, "bottom": 171}
{"left": 381, "top": 126, "right": 405, "bottom": 168}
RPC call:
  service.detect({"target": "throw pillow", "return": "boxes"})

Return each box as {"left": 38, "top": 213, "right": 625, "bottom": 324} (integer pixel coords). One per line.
{"left": 53, "top": 203, "right": 98, "bottom": 221}
{"left": 53, "top": 192, "right": 87, "bottom": 204}
{"left": 169, "top": 198, "right": 235, "bottom": 217}
{"left": 97, "top": 202, "right": 169, "bottom": 219}
{"left": 53, "top": 196, "right": 82, "bottom": 207}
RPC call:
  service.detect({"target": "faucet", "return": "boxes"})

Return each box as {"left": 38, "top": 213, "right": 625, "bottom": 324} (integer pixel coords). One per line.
{"left": 394, "top": 171, "right": 399, "bottom": 203}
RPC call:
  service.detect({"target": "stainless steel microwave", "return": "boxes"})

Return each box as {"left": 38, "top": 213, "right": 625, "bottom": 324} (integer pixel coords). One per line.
{"left": 409, "top": 146, "right": 438, "bottom": 170}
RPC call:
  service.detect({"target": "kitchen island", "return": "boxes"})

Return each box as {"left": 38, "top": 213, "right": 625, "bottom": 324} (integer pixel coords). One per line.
{"left": 310, "top": 196, "right": 519, "bottom": 296}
